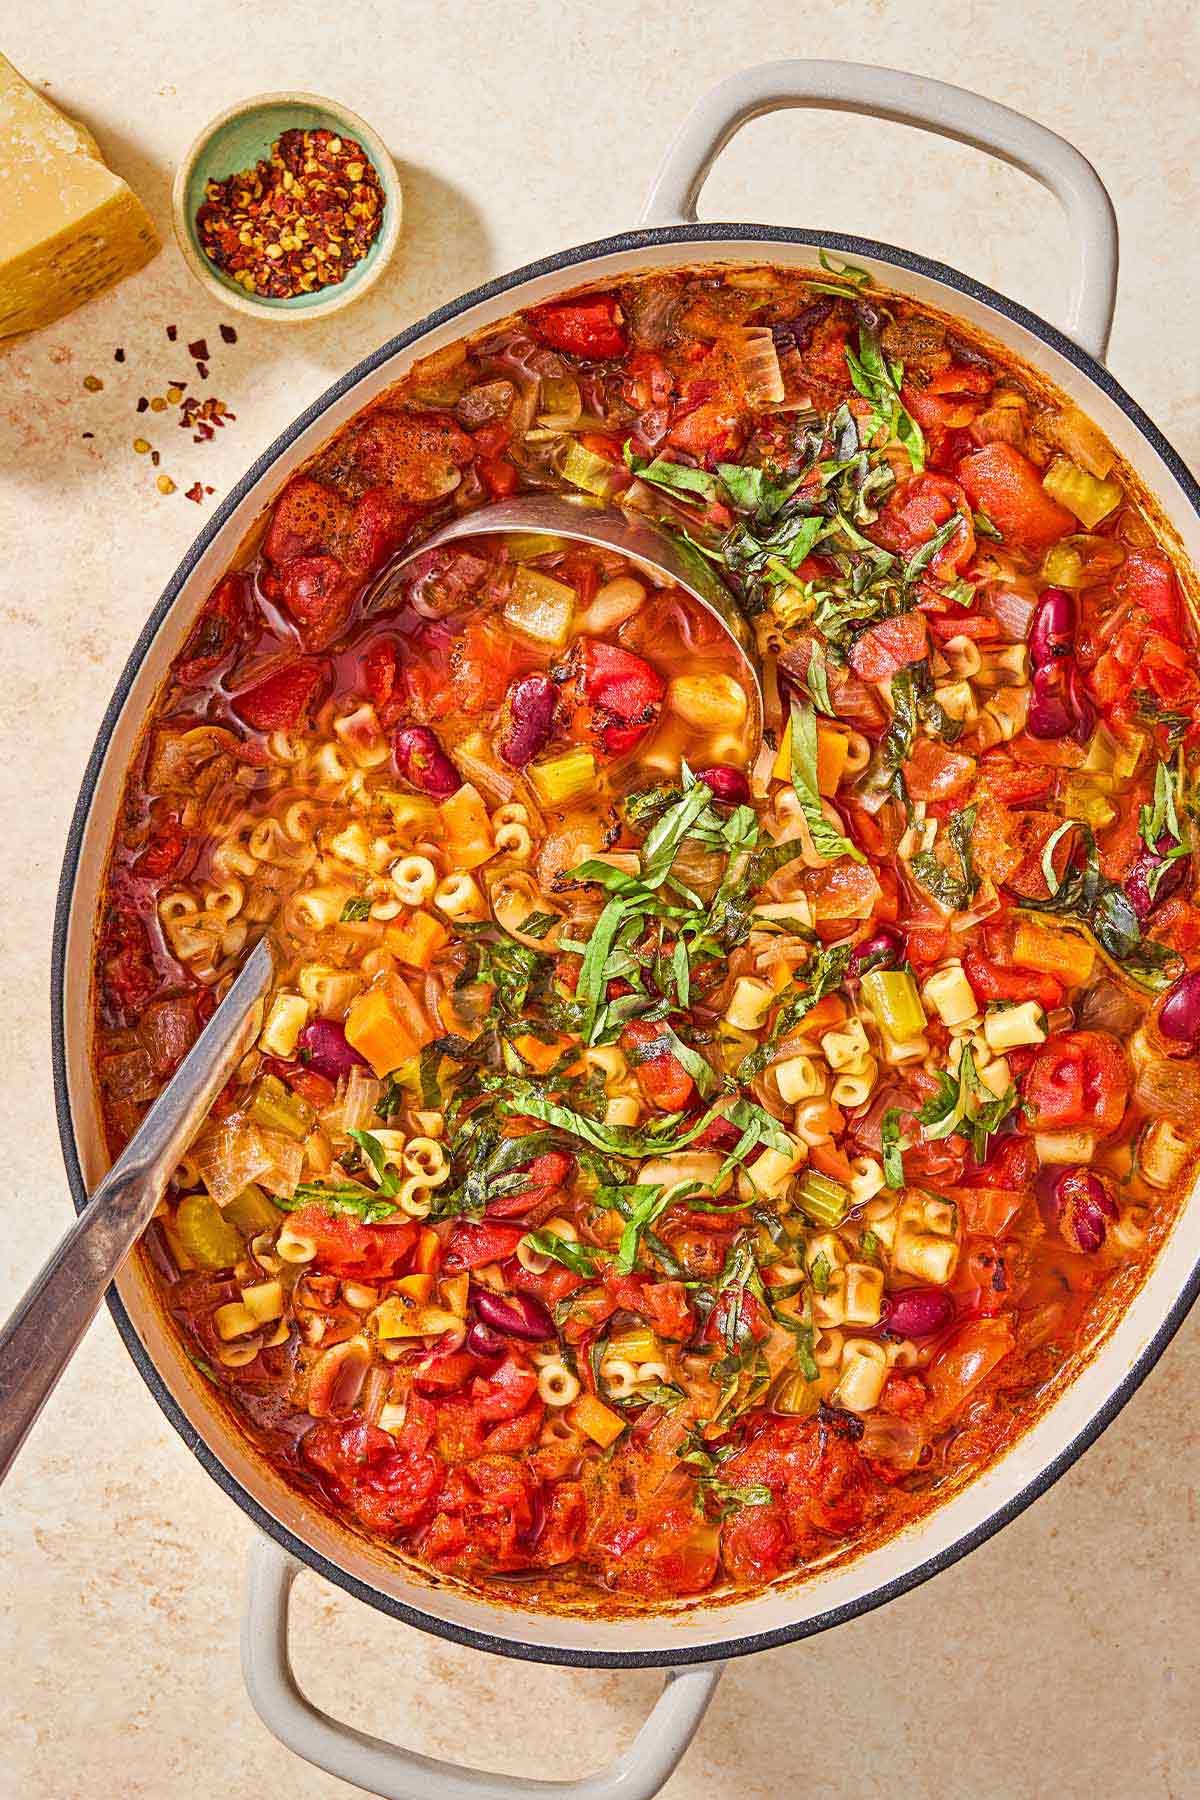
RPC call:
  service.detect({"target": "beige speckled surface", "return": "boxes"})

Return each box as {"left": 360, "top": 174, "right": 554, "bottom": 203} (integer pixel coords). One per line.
{"left": 2, "top": 6, "right": 1199, "bottom": 1796}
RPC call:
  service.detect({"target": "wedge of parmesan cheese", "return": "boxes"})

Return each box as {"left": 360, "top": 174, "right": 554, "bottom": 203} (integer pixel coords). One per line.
{"left": 0, "top": 54, "right": 158, "bottom": 339}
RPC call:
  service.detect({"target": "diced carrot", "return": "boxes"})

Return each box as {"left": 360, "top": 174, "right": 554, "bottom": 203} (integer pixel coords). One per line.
{"left": 570, "top": 1394, "right": 626, "bottom": 1448}
{"left": 385, "top": 909, "right": 448, "bottom": 970}
{"left": 817, "top": 726, "right": 850, "bottom": 795}
{"left": 848, "top": 612, "right": 929, "bottom": 683}
{"left": 801, "top": 993, "right": 847, "bottom": 1036}
{"left": 809, "top": 1140, "right": 855, "bottom": 1184}
{"left": 957, "top": 443, "right": 1074, "bottom": 555}
{"left": 414, "top": 1227, "right": 441, "bottom": 1273}
{"left": 1011, "top": 919, "right": 1096, "bottom": 986}
{"left": 438, "top": 782, "right": 495, "bottom": 870}
{"left": 904, "top": 737, "right": 976, "bottom": 802}
{"left": 345, "top": 988, "right": 431, "bottom": 1077}
{"left": 512, "top": 1032, "right": 579, "bottom": 1074}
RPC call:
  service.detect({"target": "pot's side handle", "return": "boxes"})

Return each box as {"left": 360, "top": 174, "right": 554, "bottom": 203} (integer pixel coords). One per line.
{"left": 639, "top": 58, "right": 1118, "bottom": 363}
{"left": 241, "top": 1535, "right": 723, "bottom": 1800}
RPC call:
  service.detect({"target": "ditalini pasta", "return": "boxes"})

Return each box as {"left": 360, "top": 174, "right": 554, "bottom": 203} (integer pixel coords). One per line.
{"left": 93, "top": 262, "right": 1200, "bottom": 1609}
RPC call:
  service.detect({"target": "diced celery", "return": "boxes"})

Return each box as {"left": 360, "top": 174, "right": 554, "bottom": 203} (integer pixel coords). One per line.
{"left": 1061, "top": 774, "right": 1116, "bottom": 830}
{"left": 608, "top": 1326, "right": 659, "bottom": 1364}
{"left": 774, "top": 1372, "right": 823, "bottom": 1417}
{"left": 861, "top": 968, "right": 927, "bottom": 1041}
{"left": 223, "top": 1183, "right": 283, "bottom": 1236}
{"left": 249, "top": 1074, "right": 313, "bottom": 1141}
{"left": 796, "top": 1171, "right": 850, "bottom": 1228}
{"left": 528, "top": 747, "right": 596, "bottom": 806}
{"left": 1042, "top": 456, "right": 1123, "bottom": 531}
{"left": 1110, "top": 729, "right": 1147, "bottom": 789}
{"left": 559, "top": 439, "right": 622, "bottom": 498}
{"left": 538, "top": 374, "right": 582, "bottom": 427}
{"left": 503, "top": 567, "right": 576, "bottom": 647}
{"left": 1039, "top": 541, "right": 1087, "bottom": 588}
{"left": 175, "top": 1194, "right": 243, "bottom": 1270}
{"left": 504, "top": 532, "right": 569, "bottom": 563}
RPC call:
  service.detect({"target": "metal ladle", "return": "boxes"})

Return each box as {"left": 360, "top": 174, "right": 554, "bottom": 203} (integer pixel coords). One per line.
{"left": 382, "top": 492, "right": 764, "bottom": 750}
{"left": 0, "top": 936, "right": 276, "bottom": 1484}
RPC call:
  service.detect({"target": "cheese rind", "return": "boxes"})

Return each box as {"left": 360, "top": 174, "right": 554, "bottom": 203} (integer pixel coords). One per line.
{"left": 0, "top": 54, "right": 158, "bottom": 339}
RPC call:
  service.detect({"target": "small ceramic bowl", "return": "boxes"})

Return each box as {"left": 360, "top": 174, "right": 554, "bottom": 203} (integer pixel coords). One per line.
{"left": 172, "top": 91, "right": 402, "bottom": 322}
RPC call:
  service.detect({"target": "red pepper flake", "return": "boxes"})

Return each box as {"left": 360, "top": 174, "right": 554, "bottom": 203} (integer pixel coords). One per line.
{"left": 185, "top": 481, "right": 205, "bottom": 503}
{"left": 188, "top": 337, "right": 209, "bottom": 361}
{"left": 81, "top": 431, "right": 94, "bottom": 439}
{"left": 113, "top": 347, "right": 125, "bottom": 363}
{"left": 151, "top": 450, "right": 161, "bottom": 467}
{"left": 220, "top": 323, "right": 238, "bottom": 343}
{"left": 82, "top": 374, "right": 103, "bottom": 392}
{"left": 136, "top": 396, "right": 149, "bottom": 413}
{"left": 166, "top": 325, "right": 178, "bottom": 342}
{"left": 195, "top": 126, "right": 386, "bottom": 300}
{"left": 197, "top": 362, "right": 209, "bottom": 381}
{"left": 205, "top": 485, "right": 214, "bottom": 494}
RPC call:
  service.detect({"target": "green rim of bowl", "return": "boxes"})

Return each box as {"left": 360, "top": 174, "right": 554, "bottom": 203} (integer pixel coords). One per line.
{"left": 171, "top": 91, "right": 402, "bottom": 321}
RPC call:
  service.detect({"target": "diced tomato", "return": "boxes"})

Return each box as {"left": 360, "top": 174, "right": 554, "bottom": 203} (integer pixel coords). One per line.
{"left": 962, "top": 1133, "right": 1036, "bottom": 1191}
{"left": 579, "top": 640, "right": 665, "bottom": 755}
{"left": 872, "top": 473, "right": 975, "bottom": 576}
{"left": 963, "top": 944, "right": 1064, "bottom": 1014}
{"left": 619, "top": 1018, "right": 696, "bottom": 1111}
{"left": 175, "top": 572, "right": 248, "bottom": 684}
{"left": 470, "top": 1355, "right": 540, "bottom": 1422}
{"left": 1021, "top": 1029, "right": 1130, "bottom": 1136}
{"left": 604, "top": 1270, "right": 694, "bottom": 1340}
{"left": 720, "top": 1501, "right": 795, "bottom": 1585}
{"left": 348, "top": 486, "right": 417, "bottom": 575}
{"left": 956, "top": 443, "right": 1074, "bottom": 556}
{"left": 277, "top": 553, "right": 360, "bottom": 650}
{"left": 443, "top": 1221, "right": 528, "bottom": 1270}
{"left": 263, "top": 475, "right": 354, "bottom": 565}
{"left": 881, "top": 1372, "right": 929, "bottom": 1418}
{"left": 848, "top": 611, "right": 930, "bottom": 682}
{"left": 133, "top": 810, "right": 188, "bottom": 879}
{"left": 479, "top": 456, "right": 519, "bottom": 497}
{"left": 231, "top": 658, "right": 328, "bottom": 731}
{"left": 349, "top": 410, "right": 476, "bottom": 503}
{"left": 1111, "top": 548, "right": 1183, "bottom": 640}
{"left": 532, "top": 1480, "right": 587, "bottom": 1567}
{"left": 483, "top": 1405, "right": 545, "bottom": 1454}
{"left": 903, "top": 736, "right": 976, "bottom": 802}
{"left": 362, "top": 636, "right": 405, "bottom": 725}
{"left": 589, "top": 1501, "right": 720, "bottom": 1599}
{"left": 978, "top": 755, "right": 1057, "bottom": 804}
{"left": 259, "top": 1058, "right": 336, "bottom": 1109}
{"left": 528, "top": 294, "right": 627, "bottom": 360}
{"left": 925, "top": 1316, "right": 1015, "bottom": 1423}
{"left": 303, "top": 1413, "right": 444, "bottom": 1537}
{"left": 285, "top": 1205, "right": 417, "bottom": 1280}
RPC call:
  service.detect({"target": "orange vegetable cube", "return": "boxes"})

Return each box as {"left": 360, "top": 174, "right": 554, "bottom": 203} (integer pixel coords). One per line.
{"left": 393, "top": 1272, "right": 435, "bottom": 1303}
{"left": 385, "top": 909, "right": 448, "bottom": 970}
{"left": 345, "top": 988, "right": 431, "bottom": 1077}
{"left": 1011, "top": 919, "right": 1095, "bottom": 986}
{"left": 512, "top": 1031, "right": 579, "bottom": 1074}
{"left": 439, "top": 782, "right": 494, "bottom": 870}
{"left": 570, "top": 1394, "right": 626, "bottom": 1449}
{"left": 413, "top": 1226, "right": 441, "bottom": 1273}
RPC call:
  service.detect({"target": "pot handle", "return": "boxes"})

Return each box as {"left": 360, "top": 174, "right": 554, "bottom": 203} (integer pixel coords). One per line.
{"left": 639, "top": 58, "right": 1118, "bottom": 362}
{"left": 241, "top": 1534, "right": 723, "bottom": 1800}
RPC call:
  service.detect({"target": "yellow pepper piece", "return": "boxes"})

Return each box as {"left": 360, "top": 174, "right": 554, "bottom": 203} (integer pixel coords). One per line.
{"left": 771, "top": 718, "right": 847, "bottom": 795}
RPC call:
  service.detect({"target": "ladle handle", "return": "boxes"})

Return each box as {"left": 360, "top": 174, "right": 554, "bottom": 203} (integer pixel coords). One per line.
{"left": 640, "top": 58, "right": 1119, "bottom": 362}
{"left": 0, "top": 936, "right": 274, "bottom": 1484}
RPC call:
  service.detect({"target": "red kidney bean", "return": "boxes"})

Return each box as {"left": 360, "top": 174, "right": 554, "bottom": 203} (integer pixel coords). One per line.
{"left": 883, "top": 1287, "right": 955, "bottom": 1338}
{"left": 1157, "top": 971, "right": 1200, "bottom": 1047}
{"left": 1125, "top": 841, "right": 1187, "bottom": 923}
{"left": 393, "top": 725, "right": 460, "bottom": 796}
{"left": 849, "top": 925, "right": 905, "bottom": 977}
{"left": 465, "top": 1319, "right": 507, "bottom": 1359}
{"left": 697, "top": 764, "right": 751, "bottom": 805}
{"left": 1027, "top": 656, "right": 1093, "bottom": 743}
{"left": 1028, "top": 587, "right": 1075, "bottom": 666}
{"left": 473, "top": 1288, "right": 554, "bottom": 1342}
{"left": 1052, "top": 1167, "right": 1118, "bottom": 1254}
{"left": 498, "top": 673, "right": 558, "bottom": 768}
{"left": 298, "top": 1019, "right": 368, "bottom": 1081}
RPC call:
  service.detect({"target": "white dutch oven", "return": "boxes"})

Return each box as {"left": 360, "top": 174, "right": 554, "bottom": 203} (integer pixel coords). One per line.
{"left": 52, "top": 61, "right": 1200, "bottom": 1800}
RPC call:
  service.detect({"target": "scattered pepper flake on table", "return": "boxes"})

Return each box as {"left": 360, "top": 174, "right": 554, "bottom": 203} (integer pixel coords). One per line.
{"left": 195, "top": 127, "right": 385, "bottom": 299}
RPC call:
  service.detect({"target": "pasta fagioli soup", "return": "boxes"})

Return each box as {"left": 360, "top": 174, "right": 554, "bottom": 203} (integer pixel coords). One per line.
{"left": 94, "top": 261, "right": 1200, "bottom": 1610}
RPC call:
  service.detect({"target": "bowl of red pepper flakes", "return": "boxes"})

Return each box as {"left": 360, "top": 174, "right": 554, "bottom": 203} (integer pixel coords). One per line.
{"left": 172, "top": 92, "right": 402, "bottom": 321}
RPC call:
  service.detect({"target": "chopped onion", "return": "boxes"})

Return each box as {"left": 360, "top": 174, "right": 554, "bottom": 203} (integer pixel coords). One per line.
{"left": 1048, "top": 404, "right": 1115, "bottom": 480}
{"left": 1133, "top": 1055, "right": 1200, "bottom": 1135}
{"left": 194, "top": 1118, "right": 274, "bottom": 1207}
{"left": 258, "top": 1131, "right": 306, "bottom": 1201}
{"left": 732, "top": 325, "right": 785, "bottom": 408}
{"left": 340, "top": 1065, "right": 382, "bottom": 1134}
{"left": 981, "top": 582, "right": 1038, "bottom": 642}
{"left": 857, "top": 1412, "right": 924, "bottom": 1471}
